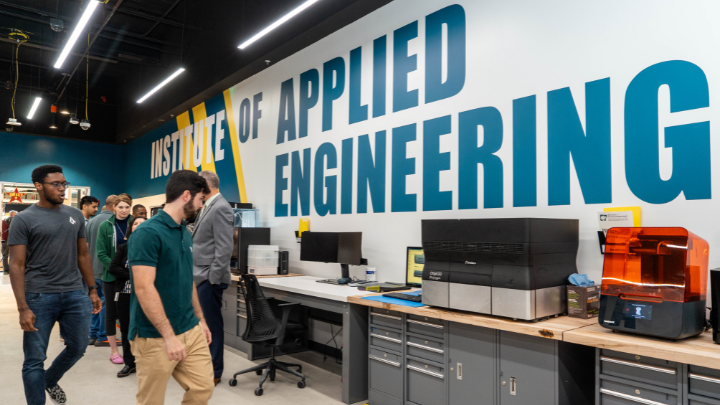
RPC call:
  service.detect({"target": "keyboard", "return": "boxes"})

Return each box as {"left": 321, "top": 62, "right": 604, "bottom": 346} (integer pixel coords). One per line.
{"left": 383, "top": 292, "right": 422, "bottom": 302}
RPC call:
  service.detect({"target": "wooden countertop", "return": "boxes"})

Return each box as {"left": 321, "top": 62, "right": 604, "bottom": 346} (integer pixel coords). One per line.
{"left": 348, "top": 293, "right": 596, "bottom": 341}
{"left": 564, "top": 323, "right": 720, "bottom": 370}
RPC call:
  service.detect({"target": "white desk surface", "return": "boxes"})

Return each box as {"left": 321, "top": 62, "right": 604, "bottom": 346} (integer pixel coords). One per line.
{"left": 256, "top": 276, "right": 368, "bottom": 302}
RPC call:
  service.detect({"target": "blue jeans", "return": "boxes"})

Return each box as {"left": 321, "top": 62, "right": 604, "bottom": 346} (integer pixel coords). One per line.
{"left": 89, "top": 279, "right": 106, "bottom": 341}
{"left": 23, "top": 290, "right": 92, "bottom": 405}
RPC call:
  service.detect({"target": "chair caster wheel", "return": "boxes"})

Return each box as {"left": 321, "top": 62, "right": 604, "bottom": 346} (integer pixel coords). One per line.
{"left": 255, "top": 370, "right": 263, "bottom": 375}
{"left": 229, "top": 379, "right": 237, "bottom": 387}
{"left": 255, "top": 388, "right": 264, "bottom": 396}
{"left": 297, "top": 380, "right": 306, "bottom": 389}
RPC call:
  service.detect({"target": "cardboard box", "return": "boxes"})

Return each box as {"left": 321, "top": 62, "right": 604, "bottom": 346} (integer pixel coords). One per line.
{"left": 567, "top": 285, "right": 600, "bottom": 319}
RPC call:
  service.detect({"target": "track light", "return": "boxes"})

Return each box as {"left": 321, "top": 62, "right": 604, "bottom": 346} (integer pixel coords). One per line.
{"left": 27, "top": 97, "right": 42, "bottom": 119}
{"left": 54, "top": 1, "right": 100, "bottom": 69}
{"left": 136, "top": 68, "right": 185, "bottom": 103}
{"left": 59, "top": 98, "right": 70, "bottom": 115}
{"left": 238, "top": 0, "right": 320, "bottom": 49}
{"left": 49, "top": 114, "right": 58, "bottom": 129}
{"left": 69, "top": 113, "right": 79, "bottom": 125}
{"left": 80, "top": 119, "right": 91, "bottom": 130}
{"left": 6, "top": 118, "right": 21, "bottom": 126}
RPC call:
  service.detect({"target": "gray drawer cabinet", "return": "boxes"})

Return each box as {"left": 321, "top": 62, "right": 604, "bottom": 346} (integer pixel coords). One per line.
{"left": 600, "top": 378, "right": 679, "bottom": 405}
{"left": 686, "top": 365, "right": 720, "bottom": 405}
{"left": 369, "top": 348, "right": 403, "bottom": 400}
{"left": 366, "top": 308, "right": 594, "bottom": 405}
{"left": 596, "top": 349, "right": 682, "bottom": 405}
{"left": 448, "top": 322, "right": 496, "bottom": 405}
{"left": 600, "top": 350, "right": 681, "bottom": 389}
{"left": 406, "top": 357, "right": 446, "bottom": 405}
{"left": 222, "top": 280, "right": 238, "bottom": 335}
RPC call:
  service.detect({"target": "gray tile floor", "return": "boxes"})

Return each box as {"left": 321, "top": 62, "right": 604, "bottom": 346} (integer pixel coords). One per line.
{"left": 0, "top": 274, "right": 366, "bottom": 404}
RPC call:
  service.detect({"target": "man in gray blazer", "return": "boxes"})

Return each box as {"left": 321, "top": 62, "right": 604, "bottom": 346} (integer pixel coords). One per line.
{"left": 193, "top": 171, "right": 235, "bottom": 386}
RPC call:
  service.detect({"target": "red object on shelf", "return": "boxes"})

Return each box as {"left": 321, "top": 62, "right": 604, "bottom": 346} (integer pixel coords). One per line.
{"left": 601, "top": 227, "right": 709, "bottom": 304}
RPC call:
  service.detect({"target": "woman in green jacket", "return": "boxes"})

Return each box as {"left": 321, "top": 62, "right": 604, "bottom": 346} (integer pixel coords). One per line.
{"left": 96, "top": 194, "right": 133, "bottom": 364}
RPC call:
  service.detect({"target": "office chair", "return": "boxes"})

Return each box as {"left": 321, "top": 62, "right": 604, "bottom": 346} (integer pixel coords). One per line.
{"left": 228, "top": 274, "right": 307, "bottom": 396}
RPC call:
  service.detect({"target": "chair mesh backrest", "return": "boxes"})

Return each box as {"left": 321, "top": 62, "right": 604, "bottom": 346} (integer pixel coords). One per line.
{"left": 239, "top": 274, "right": 282, "bottom": 342}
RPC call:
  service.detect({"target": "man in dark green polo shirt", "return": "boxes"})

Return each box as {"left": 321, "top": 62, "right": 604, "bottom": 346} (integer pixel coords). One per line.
{"left": 128, "top": 170, "right": 213, "bottom": 405}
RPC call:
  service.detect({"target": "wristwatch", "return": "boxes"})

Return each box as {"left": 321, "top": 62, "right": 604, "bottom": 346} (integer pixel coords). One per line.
{"left": 88, "top": 285, "right": 99, "bottom": 294}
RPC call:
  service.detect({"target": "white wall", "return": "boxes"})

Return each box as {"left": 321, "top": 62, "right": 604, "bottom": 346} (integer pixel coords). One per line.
{"left": 130, "top": 0, "right": 720, "bottom": 288}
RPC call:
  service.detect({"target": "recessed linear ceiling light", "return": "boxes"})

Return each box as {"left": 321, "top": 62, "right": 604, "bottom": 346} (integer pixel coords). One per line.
{"left": 54, "top": 0, "right": 100, "bottom": 69}
{"left": 238, "top": 0, "right": 320, "bottom": 49}
{"left": 27, "top": 97, "right": 42, "bottom": 119}
{"left": 136, "top": 68, "right": 186, "bottom": 104}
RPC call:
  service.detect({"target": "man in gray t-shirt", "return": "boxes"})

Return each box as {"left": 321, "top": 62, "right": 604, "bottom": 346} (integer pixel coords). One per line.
{"left": 10, "top": 204, "right": 87, "bottom": 293}
{"left": 8, "top": 165, "right": 102, "bottom": 405}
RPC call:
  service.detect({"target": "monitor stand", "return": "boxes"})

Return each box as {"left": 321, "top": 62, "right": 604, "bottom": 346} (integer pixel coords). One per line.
{"left": 316, "top": 264, "right": 352, "bottom": 285}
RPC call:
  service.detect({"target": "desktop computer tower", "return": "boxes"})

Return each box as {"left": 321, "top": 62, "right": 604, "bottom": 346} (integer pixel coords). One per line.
{"left": 711, "top": 269, "right": 720, "bottom": 344}
{"left": 278, "top": 250, "right": 289, "bottom": 275}
{"left": 234, "top": 228, "right": 271, "bottom": 274}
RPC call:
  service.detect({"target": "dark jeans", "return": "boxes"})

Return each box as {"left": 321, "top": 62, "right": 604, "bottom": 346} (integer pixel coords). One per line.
{"left": 197, "top": 281, "right": 227, "bottom": 379}
{"left": 103, "top": 281, "right": 118, "bottom": 337}
{"left": 1, "top": 241, "right": 8, "bottom": 272}
{"left": 116, "top": 292, "right": 135, "bottom": 368}
{"left": 89, "top": 279, "right": 107, "bottom": 341}
{"left": 23, "top": 290, "right": 91, "bottom": 405}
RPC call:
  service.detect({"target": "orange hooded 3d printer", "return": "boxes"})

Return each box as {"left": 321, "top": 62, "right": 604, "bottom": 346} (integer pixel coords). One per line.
{"left": 599, "top": 227, "right": 709, "bottom": 339}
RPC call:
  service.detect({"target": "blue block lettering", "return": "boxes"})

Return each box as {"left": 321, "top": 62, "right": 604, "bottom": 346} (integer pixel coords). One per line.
{"left": 458, "top": 107, "right": 504, "bottom": 209}
{"left": 423, "top": 115, "right": 452, "bottom": 211}
{"left": 299, "top": 69, "right": 319, "bottom": 139}
{"left": 275, "top": 153, "right": 289, "bottom": 217}
{"left": 277, "top": 79, "right": 297, "bottom": 144}
{"left": 393, "top": 21, "right": 419, "bottom": 113}
{"left": 291, "top": 148, "right": 312, "bottom": 216}
{"left": 548, "top": 78, "right": 611, "bottom": 205}
{"left": 322, "top": 57, "right": 346, "bottom": 132}
{"left": 314, "top": 143, "right": 338, "bottom": 216}
{"left": 625, "top": 61, "right": 711, "bottom": 204}
{"left": 391, "top": 124, "right": 417, "bottom": 212}
{"left": 358, "top": 132, "right": 387, "bottom": 214}
{"left": 425, "top": 5, "right": 466, "bottom": 104}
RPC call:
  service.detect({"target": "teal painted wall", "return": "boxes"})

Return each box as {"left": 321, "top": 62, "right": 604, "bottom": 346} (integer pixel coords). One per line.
{"left": 0, "top": 132, "right": 125, "bottom": 202}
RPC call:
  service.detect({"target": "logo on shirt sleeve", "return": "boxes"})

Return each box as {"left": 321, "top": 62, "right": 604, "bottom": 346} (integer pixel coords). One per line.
{"left": 69, "top": 217, "right": 76, "bottom": 225}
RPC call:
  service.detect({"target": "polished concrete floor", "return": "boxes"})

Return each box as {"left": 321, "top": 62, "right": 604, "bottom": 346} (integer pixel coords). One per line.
{"left": 0, "top": 274, "right": 365, "bottom": 404}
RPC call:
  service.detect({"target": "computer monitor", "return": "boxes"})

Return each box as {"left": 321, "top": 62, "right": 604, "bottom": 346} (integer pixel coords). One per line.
{"left": 406, "top": 247, "right": 424, "bottom": 287}
{"left": 301, "top": 232, "right": 362, "bottom": 283}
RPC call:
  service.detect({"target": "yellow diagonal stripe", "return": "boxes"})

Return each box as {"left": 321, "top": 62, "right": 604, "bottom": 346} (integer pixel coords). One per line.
{"left": 176, "top": 112, "right": 196, "bottom": 172}
{"left": 224, "top": 89, "right": 248, "bottom": 203}
{"left": 191, "top": 103, "right": 217, "bottom": 173}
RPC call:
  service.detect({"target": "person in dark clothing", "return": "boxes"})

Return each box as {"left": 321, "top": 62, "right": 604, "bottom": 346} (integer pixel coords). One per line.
{"left": 108, "top": 216, "right": 146, "bottom": 378}
{"left": 97, "top": 194, "right": 133, "bottom": 363}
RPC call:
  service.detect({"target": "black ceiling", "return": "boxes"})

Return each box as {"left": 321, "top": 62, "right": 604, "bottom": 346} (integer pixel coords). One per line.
{"left": 0, "top": 0, "right": 393, "bottom": 144}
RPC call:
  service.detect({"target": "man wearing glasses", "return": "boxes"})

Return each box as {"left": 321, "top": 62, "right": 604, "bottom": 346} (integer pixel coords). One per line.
{"left": 8, "top": 165, "right": 102, "bottom": 405}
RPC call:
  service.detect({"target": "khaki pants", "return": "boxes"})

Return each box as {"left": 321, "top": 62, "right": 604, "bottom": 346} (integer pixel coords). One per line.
{"left": 131, "top": 324, "right": 214, "bottom": 405}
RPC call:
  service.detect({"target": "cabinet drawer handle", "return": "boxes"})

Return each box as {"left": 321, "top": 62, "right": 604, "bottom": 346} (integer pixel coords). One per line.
{"left": 689, "top": 373, "right": 720, "bottom": 385}
{"left": 600, "top": 356, "right": 676, "bottom": 375}
{"left": 238, "top": 314, "right": 247, "bottom": 319}
{"left": 407, "top": 364, "right": 444, "bottom": 379}
{"left": 600, "top": 388, "right": 665, "bottom": 405}
{"left": 407, "top": 319, "right": 443, "bottom": 329}
{"left": 371, "top": 333, "right": 401, "bottom": 344}
{"left": 407, "top": 341, "right": 444, "bottom": 354}
{"left": 369, "top": 355, "right": 400, "bottom": 367}
{"left": 371, "top": 313, "right": 402, "bottom": 321}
